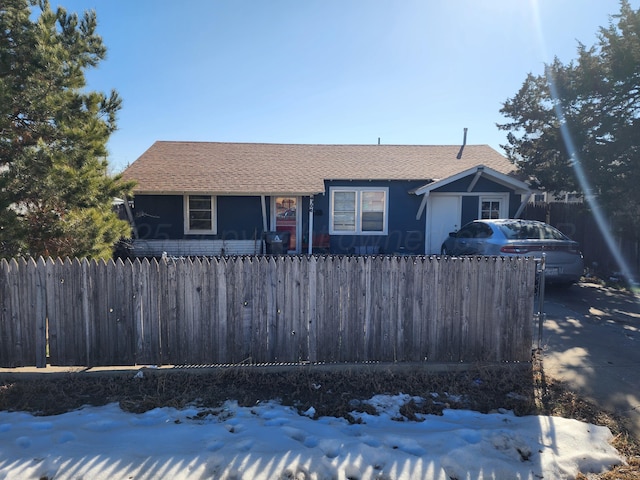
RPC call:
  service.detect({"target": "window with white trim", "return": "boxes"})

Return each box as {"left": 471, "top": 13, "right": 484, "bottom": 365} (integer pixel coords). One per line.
{"left": 330, "top": 187, "right": 388, "bottom": 235}
{"left": 480, "top": 198, "right": 502, "bottom": 219}
{"left": 184, "top": 195, "right": 217, "bottom": 234}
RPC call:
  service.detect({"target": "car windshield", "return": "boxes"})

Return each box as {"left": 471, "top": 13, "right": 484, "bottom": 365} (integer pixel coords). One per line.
{"left": 497, "top": 222, "right": 568, "bottom": 240}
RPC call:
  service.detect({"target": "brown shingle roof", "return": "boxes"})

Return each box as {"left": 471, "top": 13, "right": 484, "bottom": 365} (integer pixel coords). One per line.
{"left": 122, "top": 141, "right": 515, "bottom": 195}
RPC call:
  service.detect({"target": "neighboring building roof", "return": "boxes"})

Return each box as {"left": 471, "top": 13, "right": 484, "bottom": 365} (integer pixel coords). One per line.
{"left": 122, "top": 141, "right": 518, "bottom": 196}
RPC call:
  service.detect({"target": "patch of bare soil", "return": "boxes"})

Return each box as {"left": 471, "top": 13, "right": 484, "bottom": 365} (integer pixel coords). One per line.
{"left": 0, "top": 355, "right": 638, "bottom": 479}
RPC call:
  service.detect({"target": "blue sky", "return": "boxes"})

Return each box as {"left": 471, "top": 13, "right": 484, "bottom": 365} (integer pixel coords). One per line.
{"left": 45, "top": 0, "right": 639, "bottom": 172}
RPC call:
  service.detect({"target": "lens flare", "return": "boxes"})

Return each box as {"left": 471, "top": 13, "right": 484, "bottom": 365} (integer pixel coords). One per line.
{"left": 545, "top": 70, "right": 637, "bottom": 287}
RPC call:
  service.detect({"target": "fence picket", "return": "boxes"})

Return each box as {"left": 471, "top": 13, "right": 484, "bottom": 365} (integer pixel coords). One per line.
{"left": 145, "top": 259, "right": 162, "bottom": 365}
{"left": 135, "top": 258, "right": 158, "bottom": 365}
{"left": 248, "top": 257, "right": 270, "bottom": 363}
{"left": 34, "top": 258, "right": 47, "bottom": 368}
{"left": 49, "top": 258, "right": 77, "bottom": 366}
{"left": 368, "top": 256, "right": 383, "bottom": 361}
{"left": 227, "top": 256, "right": 244, "bottom": 363}
{"left": 91, "top": 259, "right": 105, "bottom": 365}
{"left": 329, "top": 256, "right": 342, "bottom": 361}
{"left": 2, "top": 260, "right": 19, "bottom": 366}
{"left": 44, "top": 258, "right": 58, "bottom": 365}
{"left": 99, "top": 259, "right": 109, "bottom": 365}
{"left": 0, "top": 260, "right": 10, "bottom": 367}
{"left": 190, "top": 257, "right": 205, "bottom": 364}
{"left": 160, "top": 259, "right": 179, "bottom": 364}
{"left": 242, "top": 256, "right": 254, "bottom": 363}
{"left": 21, "top": 258, "right": 42, "bottom": 367}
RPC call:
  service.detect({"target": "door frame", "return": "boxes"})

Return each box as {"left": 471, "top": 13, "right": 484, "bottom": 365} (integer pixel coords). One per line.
{"left": 271, "top": 196, "right": 302, "bottom": 253}
{"left": 425, "top": 194, "right": 462, "bottom": 254}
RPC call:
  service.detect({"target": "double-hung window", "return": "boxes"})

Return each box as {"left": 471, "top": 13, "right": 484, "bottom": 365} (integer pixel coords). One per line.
{"left": 184, "top": 195, "right": 217, "bottom": 234}
{"left": 479, "top": 196, "right": 505, "bottom": 220}
{"left": 330, "top": 187, "right": 388, "bottom": 235}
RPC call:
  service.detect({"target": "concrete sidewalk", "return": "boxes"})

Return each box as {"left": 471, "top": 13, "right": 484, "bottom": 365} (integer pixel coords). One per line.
{"left": 541, "top": 282, "right": 640, "bottom": 440}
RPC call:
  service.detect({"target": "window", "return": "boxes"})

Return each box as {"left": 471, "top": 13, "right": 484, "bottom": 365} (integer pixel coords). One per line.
{"left": 330, "top": 187, "right": 388, "bottom": 235}
{"left": 480, "top": 199, "right": 502, "bottom": 219}
{"left": 456, "top": 222, "right": 493, "bottom": 239}
{"left": 184, "top": 195, "right": 216, "bottom": 234}
{"left": 498, "top": 221, "right": 568, "bottom": 240}
{"left": 333, "top": 191, "right": 356, "bottom": 231}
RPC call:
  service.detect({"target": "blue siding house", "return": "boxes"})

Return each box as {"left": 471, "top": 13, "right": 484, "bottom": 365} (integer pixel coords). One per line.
{"left": 121, "top": 142, "right": 531, "bottom": 256}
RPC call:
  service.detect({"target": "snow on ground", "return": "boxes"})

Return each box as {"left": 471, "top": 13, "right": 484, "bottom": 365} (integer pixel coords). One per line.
{"left": 0, "top": 394, "right": 624, "bottom": 480}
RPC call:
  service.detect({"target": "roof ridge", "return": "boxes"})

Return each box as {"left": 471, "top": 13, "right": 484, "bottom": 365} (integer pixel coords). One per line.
{"left": 152, "top": 140, "right": 491, "bottom": 148}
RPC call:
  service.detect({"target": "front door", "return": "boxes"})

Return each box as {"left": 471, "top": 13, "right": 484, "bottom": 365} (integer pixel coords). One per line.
{"left": 273, "top": 196, "right": 300, "bottom": 253}
{"left": 426, "top": 195, "right": 461, "bottom": 254}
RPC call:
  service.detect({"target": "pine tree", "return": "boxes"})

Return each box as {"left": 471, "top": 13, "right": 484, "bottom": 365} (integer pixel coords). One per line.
{"left": 0, "top": 0, "right": 133, "bottom": 258}
{"left": 498, "top": 0, "right": 640, "bottom": 237}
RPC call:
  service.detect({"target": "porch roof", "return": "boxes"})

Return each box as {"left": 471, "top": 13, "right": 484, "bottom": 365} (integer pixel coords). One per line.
{"left": 123, "top": 141, "right": 519, "bottom": 196}
{"left": 411, "top": 165, "right": 531, "bottom": 197}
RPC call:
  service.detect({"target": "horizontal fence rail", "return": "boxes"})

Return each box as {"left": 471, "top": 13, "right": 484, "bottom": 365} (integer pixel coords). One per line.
{"left": 0, "top": 255, "right": 536, "bottom": 368}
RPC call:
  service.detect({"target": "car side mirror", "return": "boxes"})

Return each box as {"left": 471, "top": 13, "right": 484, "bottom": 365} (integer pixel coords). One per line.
{"left": 448, "top": 232, "right": 457, "bottom": 237}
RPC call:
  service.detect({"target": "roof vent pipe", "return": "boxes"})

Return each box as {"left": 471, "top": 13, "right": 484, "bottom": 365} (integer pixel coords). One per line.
{"left": 456, "top": 127, "right": 468, "bottom": 159}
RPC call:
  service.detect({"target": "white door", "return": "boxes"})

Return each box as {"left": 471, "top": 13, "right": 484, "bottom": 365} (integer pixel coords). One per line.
{"left": 426, "top": 195, "right": 461, "bottom": 254}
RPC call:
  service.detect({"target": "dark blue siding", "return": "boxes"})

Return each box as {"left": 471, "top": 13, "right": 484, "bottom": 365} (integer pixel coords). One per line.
{"left": 434, "top": 175, "right": 514, "bottom": 193}
{"left": 133, "top": 194, "right": 268, "bottom": 240}
{"left": 134, "top": 195, "right": 184, "bottom": 240}
{"left": 315, "top": 180, "right": 425, "bottom": 254}
{"left": 461, "top": 197, "right": 478, "bottom": 226}
{"left": 217, "top": 196, "right": 265, "bottom": 240}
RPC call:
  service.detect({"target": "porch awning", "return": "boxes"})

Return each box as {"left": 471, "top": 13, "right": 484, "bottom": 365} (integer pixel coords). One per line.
{"left": 410, "top": 165, "right": 530, "bottom": 197}
{"left": 411, "top": 165, "right": 531, "bottom": 220}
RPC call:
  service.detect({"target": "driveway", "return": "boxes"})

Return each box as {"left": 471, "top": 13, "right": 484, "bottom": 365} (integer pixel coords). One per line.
{"left": 541, "top": 282, "right": 640, "bottom": 439}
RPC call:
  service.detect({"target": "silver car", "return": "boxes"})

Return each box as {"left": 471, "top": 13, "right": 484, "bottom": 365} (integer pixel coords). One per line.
{"left": 441, "top": 219, "right": 584, "bottom": 284}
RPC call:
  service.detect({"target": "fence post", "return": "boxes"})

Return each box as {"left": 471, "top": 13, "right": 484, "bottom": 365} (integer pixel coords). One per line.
{"left": 80, "top": 259, "right": 92, "bottom": 366}
{"left": 536, "top": 254, "right": 547, "bottom": 350}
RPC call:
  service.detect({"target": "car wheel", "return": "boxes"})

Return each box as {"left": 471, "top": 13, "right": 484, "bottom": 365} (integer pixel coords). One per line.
{"left": 441, "top": 246, "right": 449, "bottom": 255}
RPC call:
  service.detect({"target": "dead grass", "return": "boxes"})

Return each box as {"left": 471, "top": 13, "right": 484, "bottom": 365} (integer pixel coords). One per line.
{"left": 0, "top": 355, "right": 638, "bottom": 478}
{"left": 531, "top": 352, "right": 640, "bottom": 480}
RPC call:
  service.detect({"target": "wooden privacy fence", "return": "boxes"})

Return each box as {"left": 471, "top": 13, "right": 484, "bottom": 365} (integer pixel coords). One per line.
{"left": 0, "top": 255, "right": 536, "bottom": 368}
{"left": 524, "top": 202, "right": 640, "bottom": 277}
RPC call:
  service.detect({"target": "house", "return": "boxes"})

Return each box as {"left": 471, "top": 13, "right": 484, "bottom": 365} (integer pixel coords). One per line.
{"left": 120, "top": 141, "right": 531, "bottom": 257}
{"left": 529, "top": 191, "right": 583, "bottom": 204}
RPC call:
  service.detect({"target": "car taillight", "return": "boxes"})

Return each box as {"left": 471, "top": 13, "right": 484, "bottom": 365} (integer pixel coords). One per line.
{"left": 500, "top": 245, "right": 531, "bottom": 254}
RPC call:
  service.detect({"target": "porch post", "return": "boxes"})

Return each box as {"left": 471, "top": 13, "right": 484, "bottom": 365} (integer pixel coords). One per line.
{"left": 260, "top": 195, "right": 268, "bottom": 231}
{"left": 308, "top": 196, "right": 314, "bottom": 255}
{"left": 123, "top": 196, "right": 138, "bottom": 239}
{"left": 514, "top": 192, "right": 533, "bottom": 218}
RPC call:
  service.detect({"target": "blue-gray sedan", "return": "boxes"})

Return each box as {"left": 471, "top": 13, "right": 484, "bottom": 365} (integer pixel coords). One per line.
{"left": 441, "top": 219, "right": 584, "bottom": 284}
